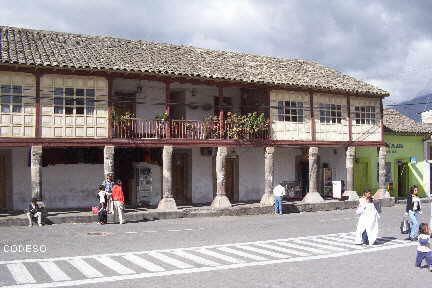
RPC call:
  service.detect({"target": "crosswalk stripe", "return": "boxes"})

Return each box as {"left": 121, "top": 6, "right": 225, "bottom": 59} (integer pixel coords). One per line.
{"left": 170, "top": 250, "right": 220, "bottom": 267}
{"left": 312, "top": 237, "right": 365, "bottom": 249}
{"left": 325, "top": 236, "right": 357, "bottom": 244}
{"left": 236, "top": 245, "right": 289, "bottom": 259}
{"left": 254, "top": 243, "right": 311, "bottom": 257}
{"left": 148, "top": 252, "right": 194, "bottom": 269}
{"left": 275, "top": 241, "right": 330, "bottom": 254}
{"left": 197, "top": 249, "right": 245, "bottom": 264}
{"left": 291, "top": 239, "right": 347, "bottom": 252}
{"left": 39, "top": 261, "right": 71, "bottom": 281}
{"left": 6, "top": 263, "right": 36, "bottom": 284}
{"left": 217, "top": 247, "right": 269, "bottom": 261}
{"left": 95, "top": 257, "right": 135, "bottom": 275}
{"left": 122, "top": 254, "right": 165, "bottom": 272}
{"left": 68, "top": 258, "right": 104, "bottom": 278}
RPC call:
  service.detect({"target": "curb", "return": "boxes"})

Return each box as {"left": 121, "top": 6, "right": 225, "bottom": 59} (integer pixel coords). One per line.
{"left": 0, "top": 198, "right": 396, "bottom": 227}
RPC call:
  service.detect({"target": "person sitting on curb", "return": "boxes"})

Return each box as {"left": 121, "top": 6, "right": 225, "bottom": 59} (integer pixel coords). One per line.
{"left": 26, "top": 198, "right": 42, "bottom": 227}
{"left": 112, "top": 180, "right": 125, "bottom": 224}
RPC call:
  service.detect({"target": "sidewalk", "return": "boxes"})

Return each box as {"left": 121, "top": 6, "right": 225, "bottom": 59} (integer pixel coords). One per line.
{"left": 0, "top": 198, "right": 396, "bottom": 227}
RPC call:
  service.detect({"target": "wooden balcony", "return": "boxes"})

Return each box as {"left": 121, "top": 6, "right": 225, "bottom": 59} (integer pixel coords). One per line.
{"left": 113, "top": 118, "right": 269, "bottom": 141}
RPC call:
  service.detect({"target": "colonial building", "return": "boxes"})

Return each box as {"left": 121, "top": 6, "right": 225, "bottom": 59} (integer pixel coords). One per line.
{"left": 0, "top": 26, "right": 389, "bottom": 211}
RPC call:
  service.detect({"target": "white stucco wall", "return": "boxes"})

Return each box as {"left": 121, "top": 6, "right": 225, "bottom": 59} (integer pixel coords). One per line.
{"left": 11, "top": 147, "right": 31, "bottom": 210}
{"left": 42, "top": 164, "right": 104, "bottom": 209}
{"left": 273, "top": 147, "right": 302, "bottom": 184}
{"left": 11, "top": 147, "right": 104, "bottom": 210}
{"left": 319, "top": 147, "right": 347, "bottom": 182}
{"left": 191, "top": 147, "right": 213, "bottom": 204}
{"left": 113, "top": 80, "right": 242, "bottom": 121}
{"left": 237, "top": 147, "right": 265, "bottom": 202}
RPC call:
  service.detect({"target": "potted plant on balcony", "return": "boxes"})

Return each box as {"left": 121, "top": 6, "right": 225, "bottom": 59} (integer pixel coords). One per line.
{"left": 112, "top": 109, "right": 135, "bottom": 137}
{"left": 202, "top": 115, "right": 219, "bottom": 139}
{"left": 154, "top": 112, "right": 169, "bottom": 138}
{"left": 225, "top": 112, "right": 268, "bottom": 140}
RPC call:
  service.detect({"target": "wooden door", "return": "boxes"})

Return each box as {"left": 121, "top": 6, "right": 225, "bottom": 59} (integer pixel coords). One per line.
{"left": 170, "top": 92, "right": 186, "bottom": 120}
{"left": 173, "top": 153, "right": 187, "bottom": 204}
{"left": 0, "top": 154, "right": 7, "bottom": 208}
{"left": 225, "top": 158, "right": 235, "bottom": 202}
{"left": 397, "top": 161, "right": 409, "bottom": 197}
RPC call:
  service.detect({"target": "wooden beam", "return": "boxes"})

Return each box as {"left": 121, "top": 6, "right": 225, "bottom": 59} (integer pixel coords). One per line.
{"left": 309, "top": 91, "right": 316, "bottom": 141}
{"left": 267, "top": 88, "right": 272, "bottom": 140}
{"left": 218, "top": 86, "right": 225, "bottom": 138}
{"left": 165, "top": 81, "right": 171, "bottom": 139}
{"left": 380, "top": 98, "right": 384, "bottom": 143}
{"left": 34, "top": 72, "right": 41, "bottom": 138}
{"left": 347, "top": 94, "right": 352, "bottom": 142}
{"left": 107, "top": 75, "right": 113, "bottom": 138}
{"left": 0, "top": 137, "right": 384, "bottom": 148}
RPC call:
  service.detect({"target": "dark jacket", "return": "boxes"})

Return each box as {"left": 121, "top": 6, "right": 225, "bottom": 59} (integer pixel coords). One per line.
{"left": 406, "top": 194, "right": 421, "bottom": 213}
{"left": 28, "top": 203, "right": 41, "bottom": 215}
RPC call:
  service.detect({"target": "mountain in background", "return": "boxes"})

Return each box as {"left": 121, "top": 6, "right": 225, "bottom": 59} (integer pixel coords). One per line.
{"left": 389, "top": 93, "right": 432, "bottom": 122}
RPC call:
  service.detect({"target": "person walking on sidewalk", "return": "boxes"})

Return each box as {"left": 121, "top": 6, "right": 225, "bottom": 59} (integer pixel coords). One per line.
{"left": 406, "top": 185, "right": 422, "bottom": 241}
{"left": 273, "top": 182, "right": 286, "bottom": 215}
{"left": 112, "top": 180, "right": 125, "bottom": 224}
{"left": 26, "top": 198, "right": 42, "bottom": 227}
{"left": 415, "top": 223, "right": 432, "bottom": 271}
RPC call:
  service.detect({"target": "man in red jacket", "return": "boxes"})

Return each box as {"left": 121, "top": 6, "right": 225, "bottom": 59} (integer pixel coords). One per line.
{"left": 111, "top": 180, "right": 125, "bottom": 224}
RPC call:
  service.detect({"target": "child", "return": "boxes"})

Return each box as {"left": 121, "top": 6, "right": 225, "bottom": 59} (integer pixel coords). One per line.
{"left": 416, "top": 223, "right": 432, "bottom": 271}
{"left": 97, "top": 184, "right": 107, "bottom": 225}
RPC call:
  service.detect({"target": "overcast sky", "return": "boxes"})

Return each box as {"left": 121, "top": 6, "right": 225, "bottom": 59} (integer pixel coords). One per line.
{"left": 2, "top": 0, "right": 432, "bottom": 107}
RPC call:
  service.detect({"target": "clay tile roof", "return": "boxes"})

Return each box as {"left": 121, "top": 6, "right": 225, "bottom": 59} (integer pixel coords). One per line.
{"left": 384, "top": 109, "right": 432, "bottom": 134}
{"left": 0, "top": 26, "right": 389, "bottom": 97}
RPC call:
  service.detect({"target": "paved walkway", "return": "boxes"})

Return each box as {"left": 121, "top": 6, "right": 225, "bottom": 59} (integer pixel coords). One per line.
{"left": 0, "top": 198, "right": 395, "bottom": 227}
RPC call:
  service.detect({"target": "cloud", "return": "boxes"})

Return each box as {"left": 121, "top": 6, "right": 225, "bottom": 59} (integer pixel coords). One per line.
{"left": 1, "top": 0, "right": 431, "bottom": 103}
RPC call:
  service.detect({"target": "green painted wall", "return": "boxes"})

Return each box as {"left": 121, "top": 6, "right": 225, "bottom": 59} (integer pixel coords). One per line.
{"left": 355, "top": 134, "right": 426, "bottom": 197}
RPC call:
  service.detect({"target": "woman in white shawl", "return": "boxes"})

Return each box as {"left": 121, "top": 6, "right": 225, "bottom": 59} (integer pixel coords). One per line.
{"left": 355, "top": 190, "right": 380, "bottom": 246}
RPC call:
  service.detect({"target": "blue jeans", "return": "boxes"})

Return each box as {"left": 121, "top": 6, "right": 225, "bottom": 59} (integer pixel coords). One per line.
{"left": 274, "top": 196, "right": 283, "bottom": 214}
{"left": 416, "top": 251, "right": 432, "bottom": 267}
{"left": 362, "top": 230, "right": 369, "bottom": 244}
{"left": 409, "top": 210, "right": 420, "bottom": 239}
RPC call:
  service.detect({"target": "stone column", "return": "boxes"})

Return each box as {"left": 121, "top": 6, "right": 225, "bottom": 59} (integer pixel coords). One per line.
{"left": 260, "top": 147, "right": 275, "bottom": 206}
{"left": 343, "top": 146, "right": 359, "bottom": 201}
{"left": 158, "top": 145, "right": 177, "bottom": 210}
{"left": 374, "top": 146, "right": 390, "bottom": 199}
{"left": 31, "top": 146, "right": 43, "bottom": 201}
{"left": 302, "top": 147, "right": 324, "bottom": 203}
{"left": 211, "top": 147, "right": 232, "bottom": 209}
{"left": 104, "top": 146, "right": 115, "bottom": 178}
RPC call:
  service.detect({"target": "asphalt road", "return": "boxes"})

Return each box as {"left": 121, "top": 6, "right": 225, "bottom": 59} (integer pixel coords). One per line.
{"left": 0, "top": 203, "right": 430, "bottom": 288}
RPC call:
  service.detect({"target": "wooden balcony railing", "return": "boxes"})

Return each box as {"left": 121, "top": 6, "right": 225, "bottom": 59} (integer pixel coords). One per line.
{"left": 113, "top": 118, "right": 167, "bottom": 139}
{"left": 113, "top": 118, "right": 269, "bottom": 141}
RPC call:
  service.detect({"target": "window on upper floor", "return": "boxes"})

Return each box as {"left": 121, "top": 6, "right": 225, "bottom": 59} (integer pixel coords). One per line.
{"left": 53, "top": 87, "right": 95, "bottom": 115}
{"left": 319, "top": 104, "right": 342, "bottom": 124}
{"left": 277, "top": 101, "right": 304, "bottom": 122}
{"left": 0, "top": 85, "right": 22, "bottom": 113}
{"left": 354, "top": 106, "right": 376, "bottom": 124}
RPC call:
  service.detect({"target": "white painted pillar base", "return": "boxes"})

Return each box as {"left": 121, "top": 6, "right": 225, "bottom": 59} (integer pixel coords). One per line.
{"left": 157, "top": 197, "right": 177, "bottom": 210}
{"left": 343, "top": 190, "right": 360, "bottom": 201}
{"left": 260, "top": 193, "right": 275, "bottom": 206}
{"left": 302, "top": 192, "right": 324, "bottom": 203}
{"left": 211, "top": 195, "right": 232, "bottom": 209}
{"left": 373, "top": 188, "right": 391, "bottom": 200}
